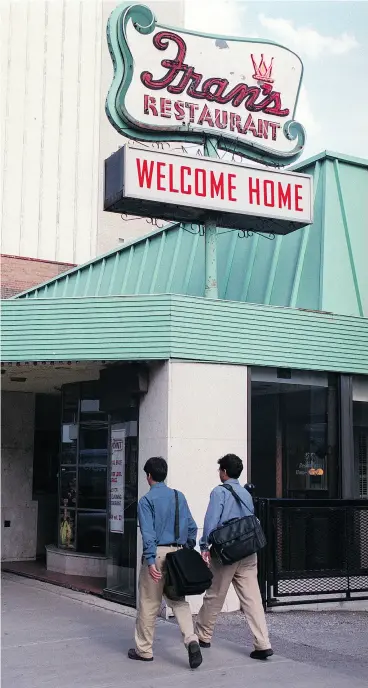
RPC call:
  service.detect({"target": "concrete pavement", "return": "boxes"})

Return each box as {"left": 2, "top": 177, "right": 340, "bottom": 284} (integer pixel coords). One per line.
{"left": 2, "top": 572, "right": 368, "bottom": 688}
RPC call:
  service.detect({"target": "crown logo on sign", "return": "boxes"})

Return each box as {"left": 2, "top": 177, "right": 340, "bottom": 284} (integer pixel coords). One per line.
{"left": 251, "top": 54, "right": 274, "bottom": 83}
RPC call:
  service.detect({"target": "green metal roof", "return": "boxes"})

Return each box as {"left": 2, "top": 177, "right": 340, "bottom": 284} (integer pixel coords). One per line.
{"left": 2, "top": 294, "right": 368, "bottom": 373}
{"left": 17, "top": 151, "right": 368, "bottom": 318}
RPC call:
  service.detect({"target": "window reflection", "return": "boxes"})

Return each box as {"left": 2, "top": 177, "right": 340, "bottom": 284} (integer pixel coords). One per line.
{"left": 78, "top": 466, "right": 107, "bottom": 510}
{"left": 353, "top": 401, "right": 368, "bottom": 498}
{"left": 251, "top": 373, "right": 338, "bottom": 499}
{"left": 60, "top": 468, "right": 77, "bottom": 508}
{"left": 79, "top": 425, "right": 108, "bottom": 466}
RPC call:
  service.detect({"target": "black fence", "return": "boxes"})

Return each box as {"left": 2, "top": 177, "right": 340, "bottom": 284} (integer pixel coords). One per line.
{"left": 255, "top": 499, "right": 368, "bottom": 608}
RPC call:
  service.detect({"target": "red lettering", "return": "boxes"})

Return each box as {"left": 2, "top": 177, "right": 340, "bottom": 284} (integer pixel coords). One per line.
{"left": 169, "top": 164, "right": 179, "bottom": 193}
{"left": 197, "top": 104, "right": 214, "bottom": 127}
{"left": 295, "top": 184, "right": 303, "bottom": 212}
{"left": 210, "top": 172, "right": 224, "bottom": 200}
{"left": 243, "top": 115, "right": 260, "bottom": 137}
{"left": 174, "top": 101, "right": 185, "bottom": 120}
{"left": 230, "top": 112, "right": 242, "bottom": 133}
{"left": 249, "top": 177, "right": 260, "bottom": 205}
{"left": 141, "top": 31, "right": 290, "bottom": 117}
{"left": 228, "top": 174, "right": 237, "bottom": 202}
{"left": 278, "top": 182, "right": 291, "bottom": 210}
{"left": 144, "top": 94, "right": 158, "bottom": 116}
{"left": 263, "top": 180, "right": 275, "bottom": 207}
{"left": 160, "top": 98, "right": 171, "bottom": 118}
{"left": 258, "top": 119, "right": 269, "bottom": 139}
{"left": 195, "top": 168, "right": 206, "bottom": 197}
{"left": 214, "top": 109, "right": 228, "bottom": 129}
{"left": 180, "top": 166, "right": 191, "bottom": 194}
{"left": 185, "top": 102, "right": 199, "bottom": 122}
{"left": 269, "top": 122, "right": 280, "bottom": 141}
{"left": 157, "top": 162, "right": 165, "bottom": 191}
{"left": 136, "top": 159, "right": 155, "bottom": 188}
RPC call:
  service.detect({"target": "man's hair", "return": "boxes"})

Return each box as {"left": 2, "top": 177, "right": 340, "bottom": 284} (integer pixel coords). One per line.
{"left": 218, "top": 454, "right": 243, "bottom": 479}
{"left": 144, "top": 457, "right": 168, "bottom": 482}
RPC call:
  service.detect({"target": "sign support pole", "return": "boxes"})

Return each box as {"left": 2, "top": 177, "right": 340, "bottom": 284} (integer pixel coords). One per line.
{"left": 203, "top": 137, "right": 219, "bottom": 299}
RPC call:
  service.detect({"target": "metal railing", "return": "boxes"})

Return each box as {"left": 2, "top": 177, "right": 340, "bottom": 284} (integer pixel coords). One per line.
{"left": 255, "top": 498, "right": 368, "bottom": 608}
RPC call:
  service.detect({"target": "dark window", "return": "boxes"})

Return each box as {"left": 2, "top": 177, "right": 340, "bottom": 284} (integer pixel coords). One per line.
{"left": 251, "top": 370, "right": 338, "bottom": 499}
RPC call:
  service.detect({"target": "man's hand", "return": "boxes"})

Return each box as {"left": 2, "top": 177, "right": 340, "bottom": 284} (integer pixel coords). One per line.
{"left": 148, "top": 564, "right": 162, "bottom": 582}
{"left": 201, "top": 551, "right": 211, "bottom": 566}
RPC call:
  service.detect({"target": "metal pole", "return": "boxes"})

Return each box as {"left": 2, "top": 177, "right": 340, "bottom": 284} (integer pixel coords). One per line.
{"left": 203, "top": 137, "right": 218, "bottom": 299}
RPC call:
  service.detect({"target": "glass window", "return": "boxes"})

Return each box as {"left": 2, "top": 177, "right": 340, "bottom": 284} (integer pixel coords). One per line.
{"left": 77, "top": 511, "right": 107, "bottom": 555}
{"left": 78, "top": 466, "right": 107, "bottom": 510}
{"left": 62, "top": 384, "right": 79, "bottom": 423}
{"left": 60, "top": 468, "right": 77, "bottom": 508}
{"left": 79, "top": 424, "right": 108, "bottom": 466}
{"left": 61, "top": 423, "right": 78, "bottom": 464}
{"left": 353, "top": 401, "right": 368, "bottom": 498}
{"left": 58, "top": 373, "right": 139, "bottom": 601}
{"left": 251, "top": 369, "right": 338, "bottom": 498}
{"left": 353, "top": 376, "right": 368, "bottom": 498}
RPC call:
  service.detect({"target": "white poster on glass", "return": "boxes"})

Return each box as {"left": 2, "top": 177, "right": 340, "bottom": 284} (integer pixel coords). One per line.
{"left": 110, "top": 427, "right": 126, "bottom": 533}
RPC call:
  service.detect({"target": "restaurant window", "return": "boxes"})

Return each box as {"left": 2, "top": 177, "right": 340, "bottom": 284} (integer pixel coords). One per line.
{"left": 353, "top": 376, "right": 368, "bottom": 498}
{"left": 59, "top": 377, "right": 139, "bottom": 606}
{"left": 251, "top": 368, "right": 339, "bottom": 499}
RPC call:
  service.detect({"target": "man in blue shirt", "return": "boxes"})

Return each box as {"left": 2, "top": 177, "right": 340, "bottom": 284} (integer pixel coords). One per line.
{"left": 128, "top": 456, "right": 202, "bottom": 669}
{"left": 196, "top": 454, "right": 273, "bottom": 661}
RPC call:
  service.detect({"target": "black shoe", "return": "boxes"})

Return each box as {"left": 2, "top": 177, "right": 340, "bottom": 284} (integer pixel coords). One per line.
{"left": 199, "top": 639, "right": 211, "bottom": 648}
{"left": 128, "top": 648, "right": 153, "bottom": 662}
{"left": 188, "top": 641, "right": 203, "bottom": 669}
{"left": 250, "top": 648, "right": 274, "bottom": 660}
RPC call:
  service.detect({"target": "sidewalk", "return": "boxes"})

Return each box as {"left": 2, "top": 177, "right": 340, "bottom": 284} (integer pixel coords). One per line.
{"left": 2, "top": 573, "right": 368, "bottom": 688}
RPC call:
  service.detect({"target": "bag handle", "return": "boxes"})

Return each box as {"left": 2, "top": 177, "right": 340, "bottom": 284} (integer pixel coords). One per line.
{"left": 174, "top": 489, "right": 180, "bottom": 543}
{"left": 221, "top": 483, "right": 253, "bottom": 515}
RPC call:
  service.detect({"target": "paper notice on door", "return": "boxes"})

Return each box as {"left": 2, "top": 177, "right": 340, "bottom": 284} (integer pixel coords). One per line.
{"left": 110, "top": 427, "right": 126, "bottom": 533}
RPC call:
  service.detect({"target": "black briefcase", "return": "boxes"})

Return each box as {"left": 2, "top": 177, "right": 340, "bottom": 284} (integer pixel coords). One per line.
{"left": 164, "top": 491, "right": 213, "bottom": 600}
{"left": 208, "top": 484, "right": 266, "bottom": 565}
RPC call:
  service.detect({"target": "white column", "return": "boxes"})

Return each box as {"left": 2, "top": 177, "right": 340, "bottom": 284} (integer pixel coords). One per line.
{"left": 138, "top": 360, "right": 248, "bottom": 613}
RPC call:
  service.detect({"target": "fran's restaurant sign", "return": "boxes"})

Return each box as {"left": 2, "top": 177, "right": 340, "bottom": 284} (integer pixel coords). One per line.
{"left": 104, "top": 145, "right": 313, "bottom": 235}
{"left": 106, "top": 4, "right": 306, "bottom": 166}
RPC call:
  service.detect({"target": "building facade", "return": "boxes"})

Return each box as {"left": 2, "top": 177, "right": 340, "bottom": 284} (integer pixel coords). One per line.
{"left": 2, "top": 150, "right": 367, "bottom": 612}
{"left": 0, "top": 0, "right": 185, "bottom": 267}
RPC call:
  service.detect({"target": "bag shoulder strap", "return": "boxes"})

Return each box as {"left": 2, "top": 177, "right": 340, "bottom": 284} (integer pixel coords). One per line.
{"left": 221, "top": 483, "right": 253, "bottom": 515}
{"left": 173, "top": 489, "right": 180, "bottom": 543}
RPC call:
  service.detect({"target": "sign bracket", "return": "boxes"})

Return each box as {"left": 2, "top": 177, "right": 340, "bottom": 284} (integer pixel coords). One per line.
{"left": 203, "top": 136, "right": 219, "bottom": 299}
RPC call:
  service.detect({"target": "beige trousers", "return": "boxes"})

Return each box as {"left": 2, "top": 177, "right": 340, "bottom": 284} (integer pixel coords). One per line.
{"left": 196, "top": 553, "right": 271, "bottom": 651}
{"left": 135, "top": 546, "right": 198, "bottom": 659}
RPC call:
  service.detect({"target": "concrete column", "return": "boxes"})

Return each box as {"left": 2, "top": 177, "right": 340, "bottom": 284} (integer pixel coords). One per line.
{"left": 1, "top": 392, "right": 38, "bottom": 561}
{"left": 138, "top": 360, "right": 248, "bottom": 613}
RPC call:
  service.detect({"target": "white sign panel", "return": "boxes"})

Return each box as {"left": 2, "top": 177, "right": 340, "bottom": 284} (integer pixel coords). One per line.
{"left": 109, "top": 427, "right": 126, "bottom": 534}
{"left": 122, "top": 146, "right": 313, "bottom": 225}
{"left": 106, "top": 4, "right": 306, "bottom": 166}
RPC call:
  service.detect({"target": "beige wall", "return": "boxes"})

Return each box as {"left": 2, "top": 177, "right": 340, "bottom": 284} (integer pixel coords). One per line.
{"left": 1, "top": 392, "right": 38, "bottom": 561}
{"left": 1, "top": 1, "right": 185, "bottom": 264}
{"left": 138, "top": 360, "right": 248, "bottom": 612}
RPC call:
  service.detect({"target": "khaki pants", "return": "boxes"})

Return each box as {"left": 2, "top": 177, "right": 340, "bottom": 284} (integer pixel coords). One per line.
{"left": 196, "top": 553, "right": 270, "bottom": 651}
{"left": 135, "top": 546, "right": 198, "bottom": 659}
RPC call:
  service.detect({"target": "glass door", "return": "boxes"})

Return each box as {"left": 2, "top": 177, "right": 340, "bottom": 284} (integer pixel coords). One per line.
{"left": 105, "top": 412, "right": 138, "bottom": 606}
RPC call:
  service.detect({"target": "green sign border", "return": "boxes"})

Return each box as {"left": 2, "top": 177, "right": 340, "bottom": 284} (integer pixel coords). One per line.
{"left": 106, "top": 3, "right": 306, "bottom": 167}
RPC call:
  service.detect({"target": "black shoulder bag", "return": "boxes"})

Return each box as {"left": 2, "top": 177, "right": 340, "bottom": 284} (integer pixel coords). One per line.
{"left": 164, "top": 490, "right": 213, "bottom": 600}
{"left": 208, "top": 484, "right": 266, "bottom": 565}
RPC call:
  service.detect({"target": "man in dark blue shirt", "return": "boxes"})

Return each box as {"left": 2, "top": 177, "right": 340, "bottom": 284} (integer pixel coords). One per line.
{"left": 196, "top": 454, "right": 273, "bottom": 661}
{"left": 128, "top": 456, "right": 202, "bottom": 669}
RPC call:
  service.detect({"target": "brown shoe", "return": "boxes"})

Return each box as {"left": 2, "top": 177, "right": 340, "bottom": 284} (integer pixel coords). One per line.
{"left": 128, "top": 648, "right": 153, "bottom": 662}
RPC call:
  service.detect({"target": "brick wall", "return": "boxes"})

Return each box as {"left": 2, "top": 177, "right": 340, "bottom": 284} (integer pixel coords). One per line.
{"left": 1, "top": 254, "right": 76, "bottom": 298}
